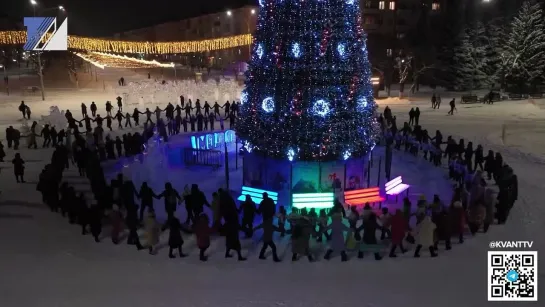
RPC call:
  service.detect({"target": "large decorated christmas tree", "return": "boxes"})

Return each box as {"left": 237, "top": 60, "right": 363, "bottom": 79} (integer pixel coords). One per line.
{"left": 236, "top": 0, "right": 379, "bottom": 162}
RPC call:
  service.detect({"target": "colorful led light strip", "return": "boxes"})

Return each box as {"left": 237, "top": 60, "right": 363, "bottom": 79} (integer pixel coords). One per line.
{"left": 385, "top": 176, "right": 403, "bottom": 191}
{"left": 344, "top": 187, "right": 384, "bottom": 205}
{"left": 292, "top": 193, "right": 334, "bottom": 209}
{"left": 237, "top": 186, "right": 278, "bottom": 204}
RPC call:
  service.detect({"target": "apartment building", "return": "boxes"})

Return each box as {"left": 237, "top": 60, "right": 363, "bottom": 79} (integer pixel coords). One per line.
{"left": 115, "top": 1, "right": 447, "bottom": 68}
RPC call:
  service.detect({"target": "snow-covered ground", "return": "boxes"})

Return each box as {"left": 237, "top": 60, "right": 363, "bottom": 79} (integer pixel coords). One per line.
{"left": 0, "top": 88, "right": 544, "bottom": 307}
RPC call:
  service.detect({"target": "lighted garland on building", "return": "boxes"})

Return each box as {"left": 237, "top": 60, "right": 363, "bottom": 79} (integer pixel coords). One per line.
{"left": 0, "top": 30, "right": 252, "bottom": 54}
{"left": 236, "top": 0, "right": 380, "bottom": 162}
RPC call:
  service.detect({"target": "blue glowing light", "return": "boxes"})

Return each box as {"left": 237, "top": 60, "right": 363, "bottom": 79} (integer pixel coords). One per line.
{"left": 312, "top": 99, "right": 331, "bottom": 117}
{"left": 357, "top": 96, "right": 368, "bottom": 110}
{"left": 343, "top": 150, "right": 351, "bottom": 160}
{"left": 337, "top": 43, "right": 346, "bottom": 58}
{"left": 262, "top": 97, "right": 275, "bottom": 112}
{"left": 259, "top": 0, "right": 265, "bottom": 7}
{"left": 256, "top": 44, "right": 264, "bottom": 59}
{"left": 243, "top": 141, "right": 253, "bottom": 153}
{"left": 346, "top": 0, "right": 355, "bottom": 4}
{"left": 287, "top": 148, "right": 295, "bottom": 161}
{"left": 240, "top": 90, "right": 248, "bottom": 105}
{"left": 292, "top": 43, "right": 301, "bottom": 58}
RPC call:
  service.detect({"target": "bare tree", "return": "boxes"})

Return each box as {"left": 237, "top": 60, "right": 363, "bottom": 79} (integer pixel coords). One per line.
{"left": 395, "top": 55, "right": 412, "bottom": 98}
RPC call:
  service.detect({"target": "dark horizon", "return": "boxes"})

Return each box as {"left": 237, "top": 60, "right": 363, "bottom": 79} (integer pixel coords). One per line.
{"left": 2, "top": 0, "right": 256, "bottom": 37}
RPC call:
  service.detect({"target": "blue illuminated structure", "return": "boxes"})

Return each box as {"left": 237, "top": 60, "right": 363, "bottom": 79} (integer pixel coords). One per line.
{"left": 190, "top": 130, "right": 236, "bottom": 150}
{"left": 292, "top": 193, "right": 335, "bottom": 209}
{"left": 238, "top": 186, "right": 278, "bottom": 204}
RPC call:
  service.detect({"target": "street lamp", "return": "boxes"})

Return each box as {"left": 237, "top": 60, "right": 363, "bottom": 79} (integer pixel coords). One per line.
{"left": 251, "top": 9, "right": 256, "bottom": 15}
{"left": 226, "top": 10, "right": 232, "bottom": 16}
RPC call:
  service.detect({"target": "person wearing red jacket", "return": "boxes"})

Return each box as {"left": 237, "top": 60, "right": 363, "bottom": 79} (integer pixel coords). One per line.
{"left": 389, "top": 209, "right": 408, "bottom": 257}
{"left": 194, "top": 213, "right": 213, "bottom": 261}
{"left": 450, "top": 201, "right": 466, "bottom": 243}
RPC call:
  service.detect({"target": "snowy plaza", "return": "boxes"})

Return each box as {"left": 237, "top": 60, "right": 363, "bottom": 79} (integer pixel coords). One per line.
{"left": 0, "top": 86, "right": 544, "bottom": 307}
{"left": 1, "top": 0, "right": 545, "bottom": 306}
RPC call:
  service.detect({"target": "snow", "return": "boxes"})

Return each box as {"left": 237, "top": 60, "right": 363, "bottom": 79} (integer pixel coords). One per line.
{"left": 0, "top": 87, "right": 544, "bottom": 307}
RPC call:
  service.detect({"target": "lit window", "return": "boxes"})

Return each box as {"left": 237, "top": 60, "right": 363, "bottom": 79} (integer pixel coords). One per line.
{"left": 386, "top": 48, "right": 393, "bottom": 57}
{"left": 432, "top": 3, "right": 440, "bottom": 11}
{"left": 389, "top": 1, "right": 396, "bottom": 10}
{"left": 379, "top": 1, "right": 385, "bottom": 10}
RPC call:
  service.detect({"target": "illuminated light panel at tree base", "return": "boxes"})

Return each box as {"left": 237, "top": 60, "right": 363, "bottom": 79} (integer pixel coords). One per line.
{"left": 238, "top": 186, "right": 278, "bottom": 204}
{"left": 190, "top": 130, "right": 236, "bottom": 150}
{"left": 292, "top": 193, "right": 335, "bottom": 209}
{"left": 0, "top": 31, "right": 252, "bottom": 54}
{"left": 343, "top": 187, "right": 384, "bottom": 206}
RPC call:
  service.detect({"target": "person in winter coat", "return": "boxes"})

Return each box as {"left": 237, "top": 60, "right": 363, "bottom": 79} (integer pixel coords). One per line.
{"left": 166, "top": 217, "right": 187, "bottom": 258}
{"left": 77, "top": 193, "right": 89, "bottom": 235}
{"left": 432, "top": 209, "right": 452, "bottom": 251}
{"left": 277, "top": 206, "right": 287, "bottom": 237}
{"left": 144, "top": 211, "right": 161, "bottom": 255}
{"left": 389, "top": 209, "right": 408, "bottom": 257}
{"left": 182, "top": 185, "right": 193, "bottom": 224}
{"left": 468, "top": 203, "right": 485, "bottom": 235}
{"left": 194, "top": 213, "right": 213, "bottom": 261}
{"left": 358, "top": 213, "right": 383, "bottom": 260}
{"left": 138, "top": 182, "right": 157, "bottom": 222}
{"left": 450, "top": 201, "right": 466, "bottom": 243}
{"left": 155, "top": 182, "right": 182, "bottom": 223}
{"left": 258, "top": 192, "right": 276, "bottom": 221}
{"left": 126, "top": 205, "right": 144, "bottom": 250}
{"left": 12, "top": 153, "right": 26, "bottom": 183}
{"left": 224, "top": 220, "right": 246, "bottom": 261}
{"left": 414, "top": 216, "right": 438, "bottom": 257}
{"left": 239, "top": 195, "right": 257, "bottom": 237}
{"left": 27, "top": 122, "right": 38, "bottom": 149}
{"left": 484, "top": 150, "right": 495, "bottom": 180}
{"left": 290, "top": 216, "right": 314, "bottom": 262}
{"left": 89, "top": 204, "right": 103, "bottom": 242}
{"left": 483, "top": 188, "right": 496, "bottom": 232}
{"left": 414, "top": 107, "right": 421, "bottom": 126}
{"left": 211, "top": 192, "right": 221, "bottom": 229}
{"left": 110, "top": 205, "right": 124, "bottom": 244}
{"left": 254, "top": 218, "right": 281, "bottom": 262}
{"left": 324, "top": 212, "right": 350, "bottom": 262}
{"left": 408, "top": 108, "right": 415, "bottom": 125}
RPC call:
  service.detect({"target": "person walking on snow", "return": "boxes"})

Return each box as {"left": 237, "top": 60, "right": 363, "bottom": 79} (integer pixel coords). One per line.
{"left": 144, "top": 211, "right": 161, "bottom": 255}
{"left": 448, "top": 98, "right": 456, "bottom": 115}
{"left": 165, "top": 217, "right": 187, "bottom": 258}
{"left": 323, "top": 212, "right": 350, "bottom": 262}
{"left": 254, "top": 218, "right": 282, "bottom": 262}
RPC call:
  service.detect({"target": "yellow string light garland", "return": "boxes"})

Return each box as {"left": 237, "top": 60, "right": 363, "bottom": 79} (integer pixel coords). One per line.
{"left": 74, "top": 52, "right": 176, "bottom": 69}
{"left": 0, "top": 30, "right": 253, "bottom": 54}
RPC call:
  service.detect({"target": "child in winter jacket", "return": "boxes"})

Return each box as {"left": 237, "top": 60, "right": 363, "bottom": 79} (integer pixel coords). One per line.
{"left": 254, "top": 218, "right": 281, "bottom": 262}
{"left": 194, "top": 213, "right": 213, "bottom": 261}
{"left": 166, "top": 217, "right": 187, "bottom": 258}
{"left": 389, "top": 209, "right": 408, "bottom": 257}
{"left": 379, "top": 207, "right": 392, "bottom": 240}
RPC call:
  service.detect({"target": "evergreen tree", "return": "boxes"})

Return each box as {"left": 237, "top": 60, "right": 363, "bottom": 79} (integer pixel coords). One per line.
{"left": 451, "top": 23, "right": 488, "bottom": 91}
{"left": 237, "top": 0, "right": 379, "bottom": 162}
{"left": 483, "top": 20, "right": 505, "bottom": 88}
{"left": 502, "top": 1, "right": 545, "bottom": 92}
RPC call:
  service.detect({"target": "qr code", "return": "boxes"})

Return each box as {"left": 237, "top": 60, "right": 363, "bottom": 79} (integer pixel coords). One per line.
{"left": 488, "top": 251, "right": 538, "bottom": 301}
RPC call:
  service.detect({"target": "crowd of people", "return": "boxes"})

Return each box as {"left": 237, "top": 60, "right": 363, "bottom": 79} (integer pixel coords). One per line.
{"left": 0, "top": 95, "right": 519, "bottom": 264}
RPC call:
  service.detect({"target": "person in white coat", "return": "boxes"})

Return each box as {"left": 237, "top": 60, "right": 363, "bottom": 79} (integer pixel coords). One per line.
{"left": 414, "top": 215, "right": 438, "bottom": 258}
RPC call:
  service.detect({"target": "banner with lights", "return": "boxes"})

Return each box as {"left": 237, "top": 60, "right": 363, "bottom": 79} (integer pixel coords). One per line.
{"left": 190, "top": 130, "right": 235, "bottom": 150}
{"left": 0, "top": 31, "right": 252, "bottom": 54}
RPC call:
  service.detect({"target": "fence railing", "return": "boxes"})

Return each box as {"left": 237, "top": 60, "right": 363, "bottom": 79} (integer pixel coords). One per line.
{"left": 182, "top": 148, "right": 222, "bottom": 170}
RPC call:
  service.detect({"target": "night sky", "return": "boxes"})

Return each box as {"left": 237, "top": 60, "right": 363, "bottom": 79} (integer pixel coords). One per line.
{"left": 3, "top": 0, "right": 255, "bottom": 37}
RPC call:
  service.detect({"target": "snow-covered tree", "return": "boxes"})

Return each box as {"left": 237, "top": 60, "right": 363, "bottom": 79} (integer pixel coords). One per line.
{"left": 483, "top": 20, "right": 505, "bottom": 88}
{"left": 451, "top": 23, "right": 488, "bottom": 91}
{"left": 501, "top": 1, "right": 545, "bottom": 92}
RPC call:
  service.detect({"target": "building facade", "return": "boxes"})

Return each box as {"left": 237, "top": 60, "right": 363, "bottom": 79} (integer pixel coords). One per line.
{"left": 115, "top": 1, "right": 448, "bottom": 69}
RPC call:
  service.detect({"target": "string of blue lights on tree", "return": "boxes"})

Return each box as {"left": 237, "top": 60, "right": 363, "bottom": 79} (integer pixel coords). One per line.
{"left": 236, "top": 0, "right": 380, "bottom": 162}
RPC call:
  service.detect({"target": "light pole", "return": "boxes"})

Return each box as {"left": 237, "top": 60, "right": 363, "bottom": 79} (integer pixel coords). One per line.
{"left": 0, "top": 64, "right": 7, "bottom": 95}
{"left": 30, "top": 1, "right": 66, "bottom": 101}
{"left": 227, "top": 8, "right": 256, "bottom": 62}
